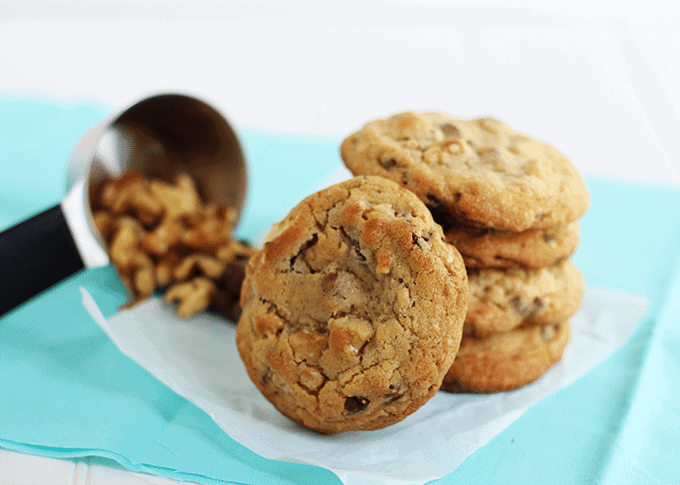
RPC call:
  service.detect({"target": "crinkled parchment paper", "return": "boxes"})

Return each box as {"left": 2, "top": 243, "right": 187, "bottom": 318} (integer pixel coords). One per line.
{"left": 81, "top": 285, "right": 647, "bottom": 485}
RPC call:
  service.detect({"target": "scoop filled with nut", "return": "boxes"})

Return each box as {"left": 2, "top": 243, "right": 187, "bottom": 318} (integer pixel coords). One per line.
{"left": 92, "top": 171, "right": 256, "bottom": 321}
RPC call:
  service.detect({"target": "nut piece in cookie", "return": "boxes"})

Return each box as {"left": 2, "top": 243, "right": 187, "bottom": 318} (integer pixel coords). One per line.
{"left": 441, "top": 321, "right": 570, "bottom": 393}
{"left": 341, "top": 111, "right": 590, "bottom": 232}
{"left": 236, "top": 176, "right": 469, "bottom": 434}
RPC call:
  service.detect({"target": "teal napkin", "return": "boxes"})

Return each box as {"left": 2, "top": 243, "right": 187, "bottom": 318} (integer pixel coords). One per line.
{"left": 1, "top": 97, "right": 679, "bottom": 484}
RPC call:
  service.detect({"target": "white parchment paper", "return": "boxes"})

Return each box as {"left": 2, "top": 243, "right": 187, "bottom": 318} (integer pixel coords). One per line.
{"left": 81, "top": 286, "right": 647, "bottom": 485}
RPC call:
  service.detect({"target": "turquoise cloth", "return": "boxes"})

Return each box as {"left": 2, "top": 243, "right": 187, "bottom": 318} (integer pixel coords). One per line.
{"left": 1, "top": 98, "right": 679, "bottom": 484}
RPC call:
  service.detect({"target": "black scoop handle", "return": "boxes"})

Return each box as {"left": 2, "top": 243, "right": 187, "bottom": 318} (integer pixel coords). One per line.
{"left": 0, "top": 204, "right": 85, "bottom": 317}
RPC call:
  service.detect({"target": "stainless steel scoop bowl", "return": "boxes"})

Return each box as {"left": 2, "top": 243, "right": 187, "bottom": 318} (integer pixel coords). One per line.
{"left": 74, "top": 93, "right": 247, "bottom": 233}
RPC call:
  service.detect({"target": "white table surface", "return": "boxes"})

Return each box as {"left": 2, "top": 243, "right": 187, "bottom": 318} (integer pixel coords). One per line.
{"left": 1, "top": 1, "right": 679, "bottom": 483}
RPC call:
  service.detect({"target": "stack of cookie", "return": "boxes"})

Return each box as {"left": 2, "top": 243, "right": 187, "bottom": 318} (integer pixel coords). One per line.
{"left": 340, "top": 111, "right": 589, "bottom": 393}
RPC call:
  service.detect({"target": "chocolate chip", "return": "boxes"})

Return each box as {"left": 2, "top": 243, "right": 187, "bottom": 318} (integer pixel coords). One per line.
{"left": 532, "top": 297, "right": 544, "bottom": 311}
{"left": 543, "top": 232, "right": 556, "bottom": 244}
{"left": 440, "top": 123, "right": 461, "bottom": 138}
{"left": 510, "top": 296, "right": 530, "bottom": 316}
{"left": 322, "top": 272, "right": 339, "bottom": 295}
{"left": 380, "top": 158, "right": 398, "bottom": 170}
{"left": 345, "top": 396, "right": 370, "bottom": 413}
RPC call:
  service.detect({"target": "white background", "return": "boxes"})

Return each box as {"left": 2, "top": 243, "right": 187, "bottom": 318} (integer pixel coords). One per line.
{"left": 1, "top": 1, "right": 679, "bottom": 483}
{"left": 2, "top": 0, "right": 680, "bottom": 184}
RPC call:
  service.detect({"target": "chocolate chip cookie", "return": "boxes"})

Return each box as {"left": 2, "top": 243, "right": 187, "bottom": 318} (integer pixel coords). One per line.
{"left": 441, "top": 321, "right": 570, "bottom": 393}
{"left": 441, "top": 219, "right": 580, "bottom": 270}
{"left": 236, "top": 176, "right": 469, "bottom": 434}
{"left": 340, "top": 112, "right": 590, "bottom": 232}
{"left": 465, "top": 259, "right": 584, "bottom": 337}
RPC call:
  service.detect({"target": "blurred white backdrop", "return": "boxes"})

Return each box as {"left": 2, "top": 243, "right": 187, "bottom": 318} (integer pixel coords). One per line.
{"left": 2, "top": 0, "right": 679, "bottom": 183}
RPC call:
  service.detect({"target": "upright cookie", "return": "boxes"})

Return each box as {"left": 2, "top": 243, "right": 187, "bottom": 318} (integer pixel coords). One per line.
{"left": 341, "top": 112, "right": 590, "bottom": 231}
{"left": 441, "top": 321, "right": 570, "bottom": 393}
{"left": 236, "top": 176, "right": 468, "bottom": 434}
{"left": 465, "top": 259, "right": 584, "bottom": 337}
{"left": 442, "top": 219, "right": 580, "bottom": 270}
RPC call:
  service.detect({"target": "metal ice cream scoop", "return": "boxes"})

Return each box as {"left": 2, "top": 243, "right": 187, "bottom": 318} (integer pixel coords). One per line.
{"left": 0, "top": 93, "right": 247, "bottom": 317}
